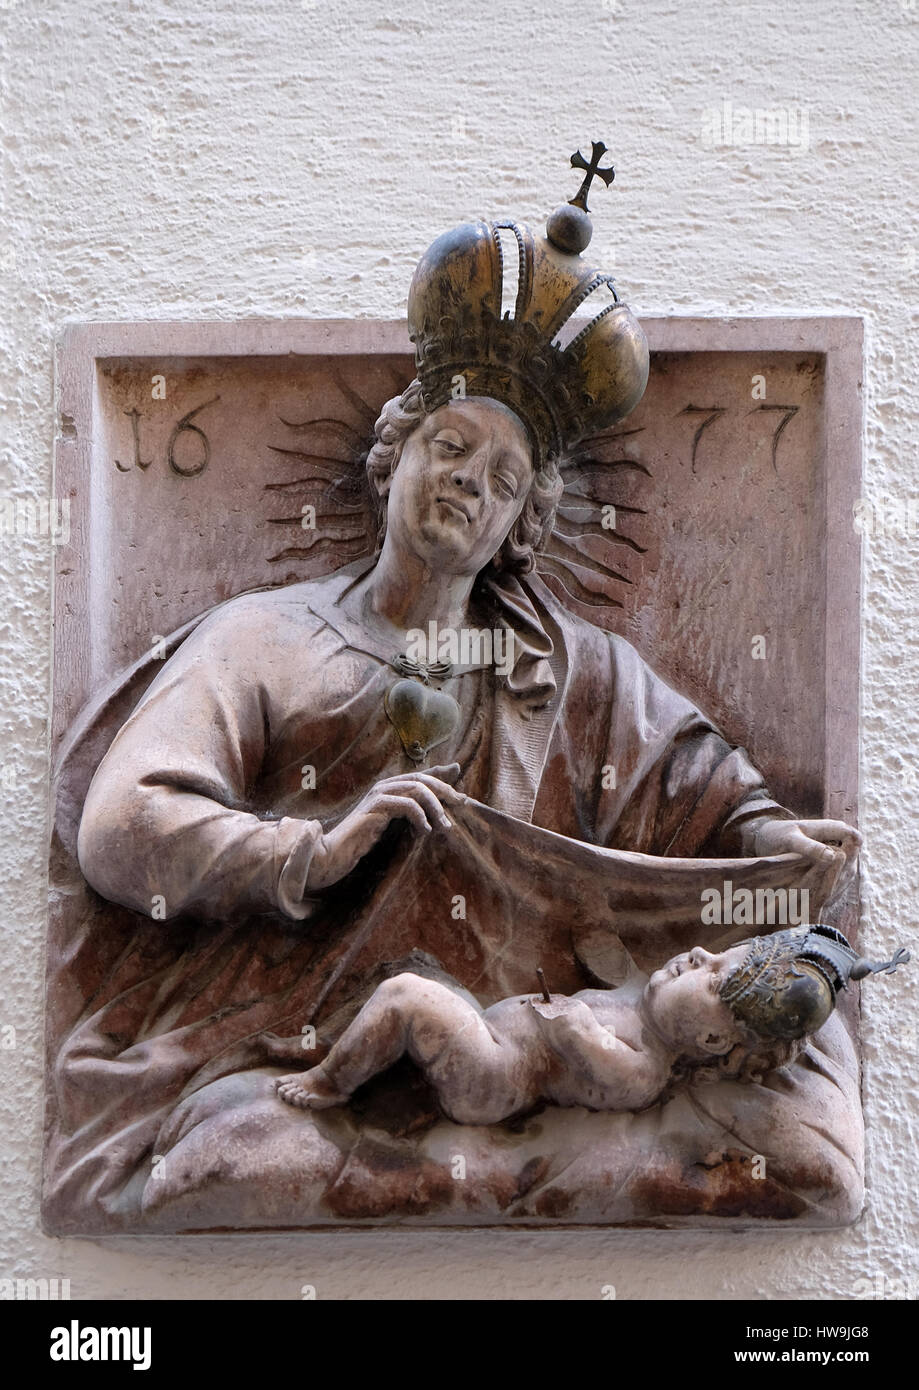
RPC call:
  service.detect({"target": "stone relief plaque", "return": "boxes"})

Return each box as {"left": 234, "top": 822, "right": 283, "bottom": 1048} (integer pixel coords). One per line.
{"left": 45, "top": 159, "right": 894, "bottom": 1233}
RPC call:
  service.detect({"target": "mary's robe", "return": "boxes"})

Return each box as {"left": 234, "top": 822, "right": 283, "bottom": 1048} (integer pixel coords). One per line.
{"left": 43, "top": 559, "right": 856, "bottom": 1232}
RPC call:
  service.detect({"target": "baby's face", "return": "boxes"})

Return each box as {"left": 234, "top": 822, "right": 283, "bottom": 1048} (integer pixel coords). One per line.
{"left": 644, "top": 944, "right": 749, "bottom": 1057}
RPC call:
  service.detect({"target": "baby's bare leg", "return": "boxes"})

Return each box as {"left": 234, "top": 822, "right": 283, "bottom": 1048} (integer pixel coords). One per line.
{"left": 276, "top": 974, "right": 529, "bottom": 1122}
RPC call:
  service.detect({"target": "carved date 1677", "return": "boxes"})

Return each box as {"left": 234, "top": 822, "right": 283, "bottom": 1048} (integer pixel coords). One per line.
{"left": 115, "top": 396, "right": 220, "bottom": 477}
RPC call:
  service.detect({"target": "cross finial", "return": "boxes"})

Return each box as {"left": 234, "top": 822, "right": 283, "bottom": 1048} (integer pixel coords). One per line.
{"left": 569, "top": 140, "right": 615, "bottom": 213}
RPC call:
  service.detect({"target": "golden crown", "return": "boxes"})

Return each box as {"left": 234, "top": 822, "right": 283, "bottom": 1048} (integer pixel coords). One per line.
{"left": 720, "top": 924, "right": 910, "bottom": 1041}
{"left": 406, "top": 142, "right": 650, "bottom": 466}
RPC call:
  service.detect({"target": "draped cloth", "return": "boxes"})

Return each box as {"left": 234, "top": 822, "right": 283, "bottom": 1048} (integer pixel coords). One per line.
{"left": 42, "top": 561, "right": 860, "bottom": 1232}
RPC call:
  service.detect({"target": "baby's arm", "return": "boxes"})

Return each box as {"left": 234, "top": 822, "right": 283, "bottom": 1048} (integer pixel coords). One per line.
{"left": 531, "top": 997, "right": 667, "bottom": 1111}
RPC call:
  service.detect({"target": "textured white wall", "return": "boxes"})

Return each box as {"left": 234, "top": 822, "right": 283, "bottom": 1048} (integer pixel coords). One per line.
{"left": 1, "top": 0, "right": 917, "bottom": 1300}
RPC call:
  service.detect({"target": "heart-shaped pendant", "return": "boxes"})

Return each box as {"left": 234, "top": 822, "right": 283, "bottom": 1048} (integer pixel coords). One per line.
{"left": 384, "top": 678, "right": 461, "bottom": 764}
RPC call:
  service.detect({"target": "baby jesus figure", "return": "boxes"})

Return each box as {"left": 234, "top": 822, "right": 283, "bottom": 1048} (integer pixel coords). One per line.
{"left": 276, "top": 925, "right": 907, "bottom": 1123}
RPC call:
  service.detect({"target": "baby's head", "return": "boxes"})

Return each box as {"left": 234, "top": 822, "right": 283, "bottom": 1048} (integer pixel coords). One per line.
{"left": 644, "top": 942, "right": 756, "bottom": 1076}
{"left": 645, "top": 925, "right": 909, "bottom": 1086}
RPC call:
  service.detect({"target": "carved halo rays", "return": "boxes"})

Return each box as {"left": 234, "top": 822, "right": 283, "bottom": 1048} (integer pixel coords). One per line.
{"left": 264, "top": 374, "right": 649, "bottom": 620}
{"left": 263, "top": 374, "right": 399, "bottom": 567}
{"left": 537, "top": 432, "right": 649, "bottom": 619}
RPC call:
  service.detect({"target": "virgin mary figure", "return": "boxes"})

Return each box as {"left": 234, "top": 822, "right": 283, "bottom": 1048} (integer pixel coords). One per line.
{"left": 44, "top": 151, "right": 861, "bottom": 1232}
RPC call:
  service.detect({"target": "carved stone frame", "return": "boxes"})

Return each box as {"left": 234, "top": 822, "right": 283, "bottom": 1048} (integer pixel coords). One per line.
{"left": 48, "top": 316, "right": 864, "bottom": 1232}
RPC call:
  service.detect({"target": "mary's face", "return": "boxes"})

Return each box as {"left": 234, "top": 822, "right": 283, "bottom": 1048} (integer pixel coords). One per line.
{"left": 382, "top": 397, "right": 534, "bottom": 575}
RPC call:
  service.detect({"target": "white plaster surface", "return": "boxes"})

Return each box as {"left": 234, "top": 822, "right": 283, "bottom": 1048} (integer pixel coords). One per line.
{"left": 1, "top": 0, "right": 917, "bottom": 1299}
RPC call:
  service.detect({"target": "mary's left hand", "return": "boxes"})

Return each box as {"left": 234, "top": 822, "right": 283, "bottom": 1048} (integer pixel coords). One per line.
{"left": 750, "top": 817, "right": 862, "bottom": 903}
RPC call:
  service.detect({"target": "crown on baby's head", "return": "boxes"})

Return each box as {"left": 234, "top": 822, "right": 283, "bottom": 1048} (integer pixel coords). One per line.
{"left": 719, "top": 924, "right": 910, "bottom": 1042}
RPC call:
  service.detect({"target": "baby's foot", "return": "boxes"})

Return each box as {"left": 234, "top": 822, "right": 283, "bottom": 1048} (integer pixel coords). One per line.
{"left": 276, "top": 1065, "right": 350, "bottom": 1110}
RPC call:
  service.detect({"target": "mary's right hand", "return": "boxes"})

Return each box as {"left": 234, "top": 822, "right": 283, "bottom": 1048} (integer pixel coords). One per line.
{"left": 305, "top": 763, "right": 465, "bottom": 891}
